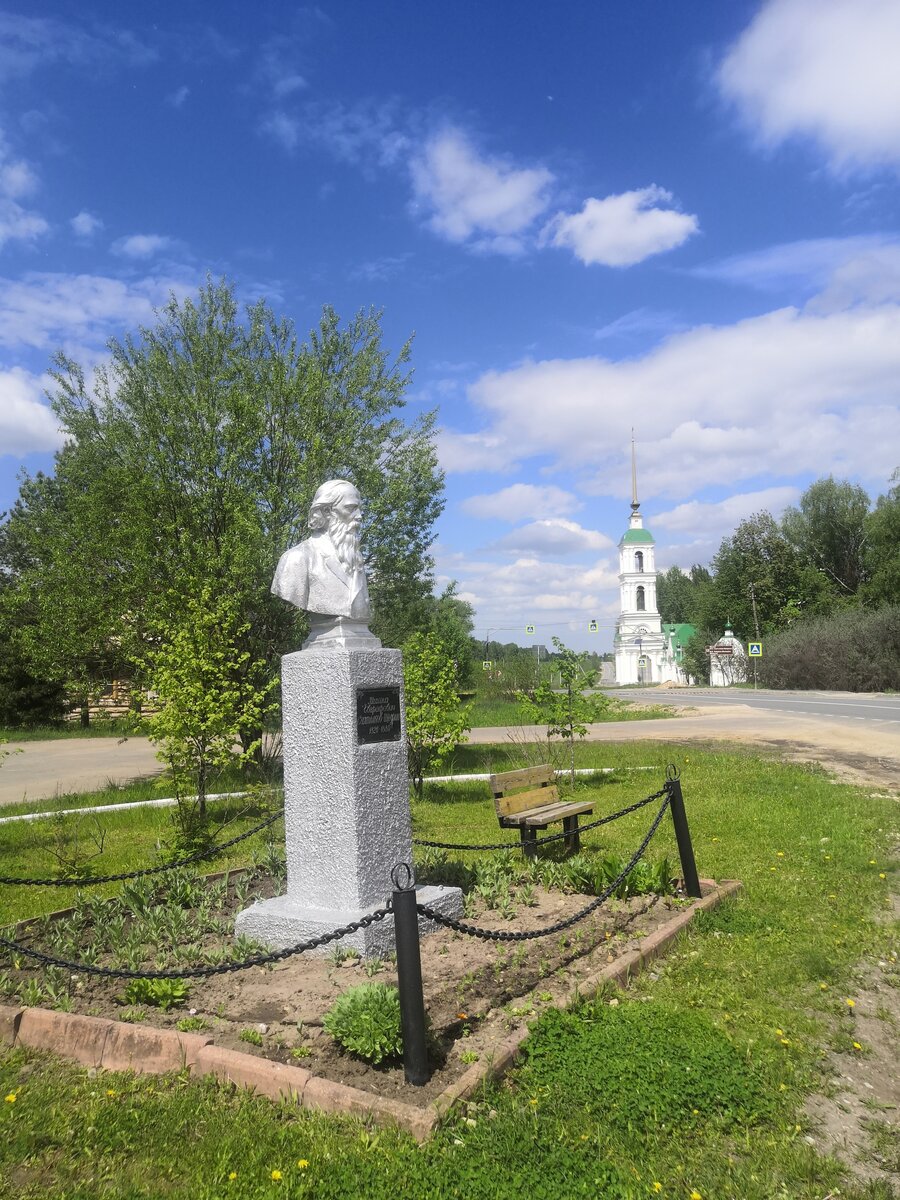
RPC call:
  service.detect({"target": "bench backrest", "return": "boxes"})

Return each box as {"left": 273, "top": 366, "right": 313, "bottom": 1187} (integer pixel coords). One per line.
{"left": 490, "top": 764, "right": 558, "bottom": 819}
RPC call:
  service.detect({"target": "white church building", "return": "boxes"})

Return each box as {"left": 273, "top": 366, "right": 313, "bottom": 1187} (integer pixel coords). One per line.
{"left": 613, "top": 445, "right": 694, "bottom": 685}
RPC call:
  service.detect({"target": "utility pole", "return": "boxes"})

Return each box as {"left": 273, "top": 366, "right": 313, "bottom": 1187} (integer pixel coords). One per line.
{"left": 748, "top": 583, "right": 761, "bottom": 690}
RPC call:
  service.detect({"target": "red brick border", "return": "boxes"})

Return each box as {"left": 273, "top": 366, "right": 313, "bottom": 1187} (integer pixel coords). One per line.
{"left": 3, "top": 878, "right": 741, "bottom": 1141}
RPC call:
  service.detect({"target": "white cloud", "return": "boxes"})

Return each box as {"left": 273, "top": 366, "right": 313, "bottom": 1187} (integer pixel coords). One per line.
{"left": 544, "top": 186, "right": 699, "bottom": 267}
{"left": 461, "top": 483, "right": 581, "bottom": 521}
{"left": 0, "top": 201, "right": 48, "bottom": 249}
{"left": 0, "top": 367, "right": 64, "bottom": 457}
{"left": 693, "top": 235, "right": 899, "bottom": 294}
{"left": 0, "top": 130, "right": 47, "bottom": 250}
{"left": 0, "top": 272, "right": 194, "bottom": 353}
{"left": 491, "top": 519, "right": 614, "bottom": 556}
{"left": 410, "top": 127, "right": 554, "bottom": 250}
{"left": 651, "top": 487, "right": 801, "bottom": 536}
{"left": 450, "top": 298, "right": 900, "bottom": 497}
{"left": 70, "top": 211, "right": 103, "bottom": 239}
{"left": 112, "top": 234, "right": 175, "bottom": 259}
{"left": 435, "top": 429, "right": 518, "bottom": 474}
{"left": 166, "top": 85, "right": 190, "bottom": 108}
{"left": 0, "top": 11, "right": 157, "bottom": 78}
{"left": 261, "top": 99, "right": 409, "bottom": 168}
{"left": 718, "top": 0, "right": 900, "bottom": 172}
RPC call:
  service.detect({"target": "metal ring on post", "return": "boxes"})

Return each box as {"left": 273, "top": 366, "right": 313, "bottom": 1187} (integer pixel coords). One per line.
{"left": 665, "top": 762, "right": 680, "bottom": 782}
{"left": 390, "top": 862, "right": 415, "bottom": 891}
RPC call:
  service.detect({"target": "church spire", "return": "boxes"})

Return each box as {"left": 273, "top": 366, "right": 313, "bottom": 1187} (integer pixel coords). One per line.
{"left": 630, "top": 431, "right": 640, "bottom": 514}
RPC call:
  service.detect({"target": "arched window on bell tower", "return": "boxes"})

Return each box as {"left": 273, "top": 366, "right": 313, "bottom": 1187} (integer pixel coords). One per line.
{"left": 635, "top": 550, "right": 644, "bottom": 572}
{"left": 636, "top": 585, "right": 645, "bottom": 611}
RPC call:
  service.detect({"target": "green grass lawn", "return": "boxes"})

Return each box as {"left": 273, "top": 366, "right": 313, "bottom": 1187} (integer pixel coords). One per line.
{"left": 464, "top": 697, "right": 678, "bottom": 727}
{"left": 0, "top": 742, "right": 897, "bottom": 1199}
{"left": 0, "top": 722, "right": 133, "bottom": 742}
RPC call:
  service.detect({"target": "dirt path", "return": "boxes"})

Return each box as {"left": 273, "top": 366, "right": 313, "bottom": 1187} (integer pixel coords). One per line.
{"left": 469, "top": 703, "right": 900, "bottom": 792}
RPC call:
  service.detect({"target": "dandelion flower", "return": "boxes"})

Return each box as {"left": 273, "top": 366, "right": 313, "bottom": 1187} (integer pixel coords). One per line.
{"left": 106, "top": 1089, "right": 117, "bottom": 1098}
{"left": 271, "top": 1170, "right": 282, "bottom": 1181}
{"left": 652, "top": 1185, "right": 663, "bottom": 1194}
{"left": 776, "top": 852, "right": 784, "bottom": 857}
{"left": 820, "top": 983, "right": 828, "bottom": 990}
{"left": 529, "top": 1097, "right": 539, "bottom": 1106}
{"left": 869, "top": 860, "right": 877, "bottom": 865}
{"left": 690, "top": 1191, "right": 703, "bottom": 1200}
{"left": 853, "top": 1042, "right": 862, "bottom": 1051}
{"left": 4, "top": 1093, "right": 16, "bottom": 1103}
{"left": 776, "top": 1028, "right": 784, "bottom": 1036}
{"left": 845, "top": 998, "right": 856, "bottom": 1008}
{"left": 879, "top": 873, "right": 886, "bottom": 880}
{"left": 297, "top": 1159, "right": 309, "bottom": 1169}
{"left": 780, "top": 1038, "right": 791, "bottom": 1046}
{"left": 228, "top": 1172, "right": 237, "bottom": 1182}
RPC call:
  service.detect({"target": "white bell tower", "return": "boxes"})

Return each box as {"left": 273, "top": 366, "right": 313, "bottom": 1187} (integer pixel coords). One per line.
{"left": 614, "top": 437, "right": 665, "bottom": 684}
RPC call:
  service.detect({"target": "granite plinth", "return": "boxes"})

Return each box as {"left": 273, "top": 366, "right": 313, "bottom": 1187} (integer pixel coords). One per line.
{"left": 234, "top": 884, "right": 464, "bottom": 956}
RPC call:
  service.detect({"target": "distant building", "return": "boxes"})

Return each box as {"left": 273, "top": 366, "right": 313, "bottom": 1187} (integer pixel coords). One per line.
{"left": 613, "top": 441, "right": 694, "bottom": 685}
{"left": 708, "top": 625, "right": 747, "bottom": 686}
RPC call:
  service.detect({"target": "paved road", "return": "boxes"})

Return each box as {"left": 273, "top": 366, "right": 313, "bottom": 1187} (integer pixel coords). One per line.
{"left": 2, "top": 689, "right": 898, "bottom": 806}
{"left": 0, "top": 737, "right": 164, "bottom": 808}
{"left": 602, "top": 687, "right": 900, "bottom": 726}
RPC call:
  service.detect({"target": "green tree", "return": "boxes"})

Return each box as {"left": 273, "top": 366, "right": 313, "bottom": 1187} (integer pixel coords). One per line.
{"left": 862, "top": 468, "right": 900, "bottom": 608}
{"left": 140, "top": 588, "right": 277, "bottom": 837}
{"left": 700, "top": 511, "right": 829, "bottom": 639}
{"left": 2, "top": 280, "right": 443, "bottom": 741}
{"left": 656, "top": 564, "right": 711, "bottom": 625}
{"left": 402, "top": 631, "right": 470, "bottom": 799}
{"left": 518, "top": 637, "right": 609, "bottom": 789}
{"left": 781, "top": 476, "right": 870, "bottom": 599}
{"left": 423, "top": 584, "right": 476, "bottom": 689}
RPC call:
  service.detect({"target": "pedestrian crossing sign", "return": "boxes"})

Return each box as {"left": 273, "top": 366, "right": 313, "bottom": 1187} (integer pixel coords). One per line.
{"left": 525, "top": 624, "right": 535, "bottom": 635}
{"left": 588, "top": 620, "right": 598, "bottom": 633}
{"left": 748, "top": 642, "right": 762, "bottom": 657}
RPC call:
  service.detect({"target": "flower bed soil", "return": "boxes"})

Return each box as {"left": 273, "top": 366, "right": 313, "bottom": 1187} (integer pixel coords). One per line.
{"left": 2, "top": 868, "right": 697, "bottom": 1107}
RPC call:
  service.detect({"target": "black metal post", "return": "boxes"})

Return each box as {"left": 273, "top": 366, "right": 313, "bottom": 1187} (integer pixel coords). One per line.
{"left": 391, "top": 864, "right": 430, "bottom": 1086}
{"left": 667, "top": 774, "right": 702, "bottom": 898}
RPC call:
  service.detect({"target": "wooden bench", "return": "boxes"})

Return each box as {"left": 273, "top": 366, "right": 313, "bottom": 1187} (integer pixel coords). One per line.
{"left": 490, "top": 765, "right": 594, "bottom": 857}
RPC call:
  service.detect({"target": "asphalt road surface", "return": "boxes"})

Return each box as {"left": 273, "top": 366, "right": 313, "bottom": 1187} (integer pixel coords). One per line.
{"left": 602, "top": 687, "right": 900, "bottom": 726}
{"left": 2, "top": 688, "right": 898, "bottom": 807}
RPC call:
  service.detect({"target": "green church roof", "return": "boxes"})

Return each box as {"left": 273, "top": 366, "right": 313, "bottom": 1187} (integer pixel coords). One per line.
{"left": 662, "top": 623, "right": 696, "bottom": 648}
{"left": 620, "top": 528, "right": 654, "bottom": 544}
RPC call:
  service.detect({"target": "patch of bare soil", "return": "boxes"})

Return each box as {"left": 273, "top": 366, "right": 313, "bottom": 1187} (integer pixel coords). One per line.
{"left": 804, "top": 880, "right": 900, "bottom": 1190}
{"left": 2, "top": 870, "right": 691, "bottom": 1106}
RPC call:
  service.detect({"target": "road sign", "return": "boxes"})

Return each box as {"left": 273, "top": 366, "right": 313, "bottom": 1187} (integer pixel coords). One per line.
{"left": 748, "top": 642, "right": 763, "bottom": 657}
{"left": 588, "top": 619, "right": 598, "bottom": 633}
{"left": 482, "top": 660, "right": 493, "bottom": 670}
{"left": 525, "top": 624, "right": 535, "bottom": 635}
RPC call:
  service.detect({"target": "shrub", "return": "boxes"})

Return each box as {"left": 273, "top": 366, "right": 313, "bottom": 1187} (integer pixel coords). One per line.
{"left": 323, "top": 982, "right": 403, "bottom": 1065}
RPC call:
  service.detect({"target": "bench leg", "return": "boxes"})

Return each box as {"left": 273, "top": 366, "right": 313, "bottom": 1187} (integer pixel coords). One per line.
{"left": 519, "top": 827, "right": 539, "bottom": 858}
{"left": 563, "top": 815, "right": 580, "bottom": 856}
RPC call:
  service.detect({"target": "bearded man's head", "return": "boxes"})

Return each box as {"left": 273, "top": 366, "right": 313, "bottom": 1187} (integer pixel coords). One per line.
{"left": 308, "top": 480, "right": 364, "bottom": 573}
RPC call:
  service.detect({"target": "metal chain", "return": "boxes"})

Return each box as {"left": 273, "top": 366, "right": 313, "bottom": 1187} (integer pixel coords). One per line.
{"left": 412, "top": 785, "right": 670, "bottom": 852}
{"left": 0, "top": 905, "right": 392, "bottom": 980}
{"left": 417, "top": 792, "right": 671, "bottom": 942}
{"left": 0, "top": 808, "right": 285, "bottom": 888}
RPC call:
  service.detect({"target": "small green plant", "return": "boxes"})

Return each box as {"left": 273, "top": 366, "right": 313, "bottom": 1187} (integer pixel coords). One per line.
{"left": 291, "top": 1045, "right": 312, "bottom": 1060}
{"left": 460, "top": 1049, "right": 479, "bottom": 1064}
{"left": 239, "top": 1027, "right": 263, "bottom": 1046}
{"left": 323, "top": 983, "right": 403, "bottom": 1065}
{"left": 327, "top": 945, "right": 360, "bottom": 966}
{"left": 119, "top": 1007, "right": 147, "bottom": 1023}
{"left": 176, "top": 1015, "right": 207, "bottom": 1032}
{"left": 119, "top": 978, "right": 190, "bottom": 1012}
{"left": 364, "top": 957, "right": 384, "bottom": 977}
{"left": 20, "top": 979, "right": 47, "bottom": 1006}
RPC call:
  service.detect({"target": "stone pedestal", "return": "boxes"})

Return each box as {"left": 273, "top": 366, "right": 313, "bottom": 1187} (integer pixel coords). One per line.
{"left": 235, "top": 647, "right": 462, "bottom": 955}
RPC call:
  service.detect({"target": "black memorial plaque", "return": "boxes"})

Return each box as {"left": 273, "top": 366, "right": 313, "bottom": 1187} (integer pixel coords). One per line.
{"left": 356, "top": 686, "right": 402, "bottom": 744}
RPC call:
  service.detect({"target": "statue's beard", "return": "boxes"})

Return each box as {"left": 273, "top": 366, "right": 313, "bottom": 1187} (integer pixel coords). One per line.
{"left": 328, "top": 515, "right": 364, "bottom": 574}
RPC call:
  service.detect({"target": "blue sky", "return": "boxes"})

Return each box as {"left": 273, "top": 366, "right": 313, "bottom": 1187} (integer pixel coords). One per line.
{"left": 2, "top": 1, "right": 900, "bottom": 651}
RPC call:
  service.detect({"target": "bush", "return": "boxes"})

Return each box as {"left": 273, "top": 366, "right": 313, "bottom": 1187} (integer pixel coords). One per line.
{"left": 758, "top": 604, "right": 900, "bottom": 691}
{"left": 323, "top": 982, "right": 403, "bottom": 1065}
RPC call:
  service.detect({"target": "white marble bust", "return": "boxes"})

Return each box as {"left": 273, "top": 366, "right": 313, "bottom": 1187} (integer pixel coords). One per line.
{"left": 272, "top": 479, "right": 381, "bottom": 650}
